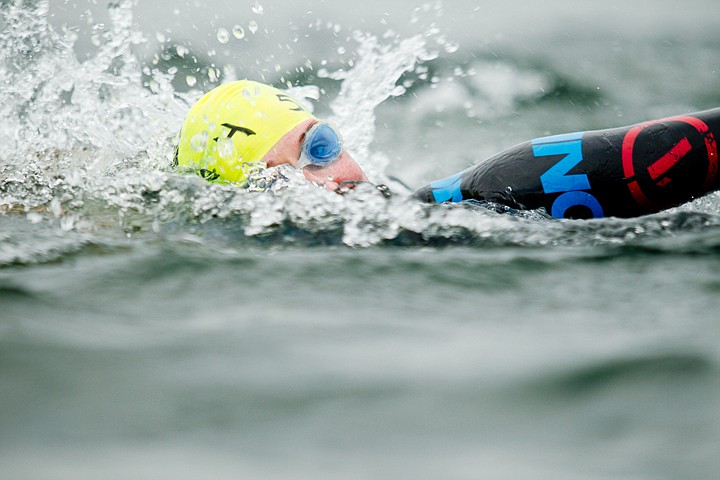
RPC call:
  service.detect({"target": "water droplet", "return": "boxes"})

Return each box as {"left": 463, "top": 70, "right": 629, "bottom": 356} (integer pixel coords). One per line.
{"left": 337, "top": 46, "right": 346, "bottom": 55}
{"left": 26, "top": 212, "right": 43, "bottom": 224}
{"left": 186, "top": 75, "right": 197, "bottom": 87}
{"left": 444, "top": 42, "right": 459, "bottom": 53}
{"left": 216, "top": 137, "right": 235, "bottom": 159}
{"left": 251, "top": 1, "right": 264, "bottom": 15}
{"left": 176, "top": 45, "right": 189, "bottom": 57}
{"left": 248, "top": 21, "right": 259, "bottom": 34}
{"left": 216, "top": 28, "right": 229, "bottom": 44}
{"left": 232, "top": 25, "right": 245, "bottom": 40}
{"left": 190, "top": 132, "right": 208, "bottom": 152}
{"left": 61, "top": 24, "right": 79, "bottom": 43}
{"left": 35, "top": 2, "right": 49, "bottom": 15}
{"left": 219, "top": 63, "right": 233, "bottom": 78}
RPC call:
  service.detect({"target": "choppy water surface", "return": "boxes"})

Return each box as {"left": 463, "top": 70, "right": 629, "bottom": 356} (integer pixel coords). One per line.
{"left": 1, "top": 1, "right": 719, "bottom": 479}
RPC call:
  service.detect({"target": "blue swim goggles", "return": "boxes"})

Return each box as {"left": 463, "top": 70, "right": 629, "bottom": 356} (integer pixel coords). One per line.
{"left": 297, "top": 121, "right": 343, "bottom": 169}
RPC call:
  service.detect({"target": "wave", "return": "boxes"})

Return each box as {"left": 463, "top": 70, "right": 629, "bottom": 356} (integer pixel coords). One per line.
{"left": 527, "top": 351, "right": 718, "bottom": 399}
{"left": 2, "top": 181, "right": 719, "bottom": 269}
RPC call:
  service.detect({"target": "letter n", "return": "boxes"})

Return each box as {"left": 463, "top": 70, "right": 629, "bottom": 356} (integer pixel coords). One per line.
{"left": 532, "top": 133, "right": 590, "bottom": 194}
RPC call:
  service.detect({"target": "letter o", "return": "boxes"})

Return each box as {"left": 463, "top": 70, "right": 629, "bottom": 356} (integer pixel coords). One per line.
{"left": 551, "top": 191, "right": 604, "bottom": 219}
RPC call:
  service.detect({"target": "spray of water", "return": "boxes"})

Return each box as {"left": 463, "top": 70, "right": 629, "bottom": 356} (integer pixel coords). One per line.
{"left": 0, "top": 0, "right": 447, "bottom": 247}
{"left": 325, "top": 32, "right": 434, "bottom": 181}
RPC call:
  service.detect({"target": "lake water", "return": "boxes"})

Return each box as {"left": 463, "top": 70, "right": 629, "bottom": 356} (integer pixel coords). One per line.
{"left": 1, "top": 1, "right": 719, "bottom": 479}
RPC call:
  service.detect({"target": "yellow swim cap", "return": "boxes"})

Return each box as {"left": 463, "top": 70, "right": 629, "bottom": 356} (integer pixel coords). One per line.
{"left": 176, "top": 80, "right": 314, "bottom": 184}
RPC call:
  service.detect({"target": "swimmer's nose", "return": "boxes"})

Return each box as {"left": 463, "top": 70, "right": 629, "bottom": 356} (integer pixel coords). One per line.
{"left": 301, "top": 149, "right": 368, "bottom": 192}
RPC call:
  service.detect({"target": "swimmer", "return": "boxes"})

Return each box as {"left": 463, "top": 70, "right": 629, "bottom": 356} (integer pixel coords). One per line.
{"left": 177, "top": 80, "right": 720, "bottom": 219}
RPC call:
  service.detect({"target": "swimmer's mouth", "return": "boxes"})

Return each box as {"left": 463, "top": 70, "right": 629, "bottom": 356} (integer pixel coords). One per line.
{"left": 337, "top": 180, "right": 369, "bottom": 190}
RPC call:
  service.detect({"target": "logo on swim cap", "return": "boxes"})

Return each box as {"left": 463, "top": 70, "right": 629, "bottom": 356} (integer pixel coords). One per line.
{"left": 175, "top": 80, "right": 314, "bottom": 184}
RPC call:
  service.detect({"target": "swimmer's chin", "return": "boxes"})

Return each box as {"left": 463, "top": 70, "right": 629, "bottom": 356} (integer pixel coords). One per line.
{"left": 323, "top": 180, "right": 340, "bottom": 192}
{"left": 312, "top": 179, "right": 365, "bottom": 193}
{"left": 325, "top": 180, "right": 374, "bottom": 193}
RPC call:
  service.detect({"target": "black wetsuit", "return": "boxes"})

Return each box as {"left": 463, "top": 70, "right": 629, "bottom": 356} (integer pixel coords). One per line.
{"left": 413, "top": 108, "right": 720, "bottom": 219}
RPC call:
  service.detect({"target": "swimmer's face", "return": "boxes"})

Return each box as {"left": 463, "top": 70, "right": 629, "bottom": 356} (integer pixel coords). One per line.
{"left": 261, "top": 119, "right": 368, "bottom": 191}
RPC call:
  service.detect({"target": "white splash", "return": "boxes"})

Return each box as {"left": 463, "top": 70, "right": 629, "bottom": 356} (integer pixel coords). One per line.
{"left": 324, "top": 32, "right": 436, "bottom": 183}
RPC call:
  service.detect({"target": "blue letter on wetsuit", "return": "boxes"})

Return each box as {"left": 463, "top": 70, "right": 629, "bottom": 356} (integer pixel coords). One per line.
{"left": 532, "top": 132, "right": 589, "bottom": 193}
{"left": 532, "top": 132, "right": 604, "bottom": 218}
{"left": 430, "top": 172, "right": 464, "bottom": 203}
